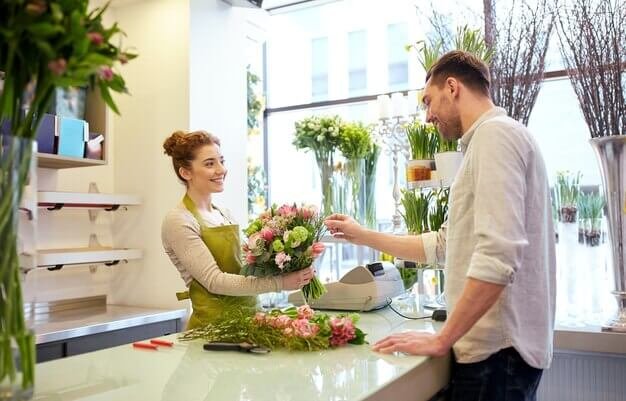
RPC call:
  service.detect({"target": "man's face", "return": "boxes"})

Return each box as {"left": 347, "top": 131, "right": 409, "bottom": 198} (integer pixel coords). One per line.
{"left": 422, "top": 77, "right": 463, "bottom": 141}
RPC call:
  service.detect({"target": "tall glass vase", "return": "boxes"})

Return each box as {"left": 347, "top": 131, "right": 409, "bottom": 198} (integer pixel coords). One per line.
{"left": 0, "top": 135, "right": 35, "bottom": 400}
{"left": 344, "top": 158, "right": 366, "bottom": 224}
{"left": 315, "top": 153, "right": 335, "bottom": 217}
{"left": 590, "top": 136, "right": 626, "bottom": 332}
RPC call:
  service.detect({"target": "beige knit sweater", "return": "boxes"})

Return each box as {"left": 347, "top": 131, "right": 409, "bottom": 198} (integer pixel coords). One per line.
{"left": 161, "top": 203, "right": 282, "bottom": 296}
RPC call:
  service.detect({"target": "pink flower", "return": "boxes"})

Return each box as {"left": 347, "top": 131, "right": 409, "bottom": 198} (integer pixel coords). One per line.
{"left": 300, "top": 205, "right": 317, "bottom": 219}
{"left": 277, "top": 204, "right": 297, "bottom": 218}
{"left": 260, "top": 228, "right": 274, "bottom": 242}
{"left": 247, "top": 232, "right": 263, "bottom": 253}
{"left": 259, "top": 210, "right": 272, "bottom": 222}
{"left": 87, "top": 32, "right": 104, "bottom": 46}
{"left": 297, "top": 305, "right": 314, "bottom": 320}
{"left": 283, "top": 327, "right": 294, "bottom": 336}
{"left": 254, "top": 312, "right": 266, "bottom": 324}
{"left": 311, "top": 242, "right": 325, "bottom": 258}
{"left": 292, "top": 318, "right": 319, "bottom": 338}
{"left": 274, "top": 252, "right": 291, "bottom": 270}
{"left": 47, "top": 58, "right": 67, "bottom": 76}
{"left": 268, "top": 314, "right": 291, "bottom": 329}
{"left": 245, "top": 253, "right": 256, "bottom": 264}
{"left": 99, "top": 66, "right": 114, "bottom": 81}
{"left": 25, "top": 0, "right": 47, "bottom": 15}
{"left": 329, "top": 317, "right": 356, "bottom": 347}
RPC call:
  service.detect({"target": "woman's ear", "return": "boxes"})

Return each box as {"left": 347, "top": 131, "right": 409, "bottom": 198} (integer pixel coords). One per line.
{"left": 179, "top": 166, "right": 192, "bottom": 182}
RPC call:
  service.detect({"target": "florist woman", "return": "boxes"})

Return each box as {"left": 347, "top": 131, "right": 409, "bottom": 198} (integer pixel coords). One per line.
{"left": 162, "top": 130, "right": 314, "bottom": 329}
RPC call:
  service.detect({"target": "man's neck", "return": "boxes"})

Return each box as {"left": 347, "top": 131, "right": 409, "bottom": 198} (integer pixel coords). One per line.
{"left": 460, "top": 98, "right": 496, "bottom": 134}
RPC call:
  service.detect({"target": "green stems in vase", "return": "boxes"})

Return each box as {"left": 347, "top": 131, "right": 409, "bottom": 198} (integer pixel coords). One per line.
{"left": 364, "top": 143, "right": 380, "bottom": 229}
{"left": 555, "top": 171, "right": 581, "bottom": 223}
{"left": 406, "top": 121, "right": 439, "bottom": 160}
{"left": 400, "top": 189, "right": 432, "bottom": 235}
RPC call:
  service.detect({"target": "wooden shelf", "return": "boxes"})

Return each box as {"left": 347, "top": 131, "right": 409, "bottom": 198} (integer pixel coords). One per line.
{"left": 37, "top": 153, "right": 106, "bottom": 169}
{"left": 37, "top": 247, "right": 143, "bottom": 269}
{"left": 407, "top": 179, "right": 444, "bottom": 189}
{"left": 38, "top": 191, "right": 141, "bottom": 210}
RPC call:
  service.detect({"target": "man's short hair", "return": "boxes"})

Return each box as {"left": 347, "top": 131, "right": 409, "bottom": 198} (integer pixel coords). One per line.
{"left": 425, "top": 50, "right": 491, "bottom": 97}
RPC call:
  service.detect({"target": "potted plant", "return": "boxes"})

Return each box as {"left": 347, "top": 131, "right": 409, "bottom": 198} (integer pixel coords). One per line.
{"left": 434, "top": 136, "right": 462, "bottom": 186}
{"left": 0, "top": 0, "right": 136, "bottom": 397}
{"left": 555, "top": 171, "right": 581, "bottom": 223}
{"left": 293, "top": 115, "right": 343, "bottom": 216}
{"left": 586, "top": 193, "right": 605, "bottom": 247}
{"left": 576, "top": 194, "right": 588, "bottom": 244}
{"left": 400, "top": 188, "right": 431, "bottom": 235}
{"left": 405, "top": 121, "right": 439, "bottom": 182}
{"left": 338, "top": 121, "right": 372, "bottom": 224}
{"left": 556, "top": 0, "right": 626, "bottom": 331}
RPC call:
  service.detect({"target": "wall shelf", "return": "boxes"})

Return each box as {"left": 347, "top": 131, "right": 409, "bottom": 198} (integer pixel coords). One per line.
{"left": 38, "top": 153, "right": 106, "bottom": 169}
{"left": 36, "top": 247, "right": 143, "bottom": 271}
{"left": 38, "top": 191, "right": 141, "bottom": 210}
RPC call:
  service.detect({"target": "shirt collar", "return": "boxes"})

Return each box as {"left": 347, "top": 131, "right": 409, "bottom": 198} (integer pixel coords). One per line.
{"left": 459, "top": 107, "right": 507, "bottom": 152}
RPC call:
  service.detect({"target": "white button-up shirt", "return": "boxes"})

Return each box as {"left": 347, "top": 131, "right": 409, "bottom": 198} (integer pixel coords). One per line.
{"left": 422, "top": 107, "right": 556, "bottom": 369}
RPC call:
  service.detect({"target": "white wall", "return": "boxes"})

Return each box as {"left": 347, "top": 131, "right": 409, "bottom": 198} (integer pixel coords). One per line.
{"left": 108, "top": 0, "right": 191, "bottom": 309}
{"left": 189, "top": 0, "right": 249, "bottom": 226}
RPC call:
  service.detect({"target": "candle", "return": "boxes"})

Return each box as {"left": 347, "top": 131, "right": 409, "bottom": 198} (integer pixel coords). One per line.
{"left": 407, "top": 90, "right": 418, "bottom": 115}
{"left": 377, "top": 94, "right": 391, "bottom": 119}
{"left": 391, "top": 92, "right": 406, "bottom": 117}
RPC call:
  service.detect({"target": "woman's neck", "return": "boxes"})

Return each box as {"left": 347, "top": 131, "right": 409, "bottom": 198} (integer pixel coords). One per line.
{"left": 186, "top": 188, "right": 213, "bottom": 212}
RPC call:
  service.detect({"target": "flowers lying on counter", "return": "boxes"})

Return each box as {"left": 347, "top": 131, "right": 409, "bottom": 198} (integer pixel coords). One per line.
{"left": 241, "top": 204, "right": 327, "bottom": 300}
{"left": 179, "top": 305, "right": 367, "bottom": 351}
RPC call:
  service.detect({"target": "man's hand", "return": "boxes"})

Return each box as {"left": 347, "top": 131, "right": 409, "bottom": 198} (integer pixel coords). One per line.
{"left": 372, "top": 331, "right": 450, "bottom": 357}
{"left": 324, "top": 213, "right": 369, "bottom": 245}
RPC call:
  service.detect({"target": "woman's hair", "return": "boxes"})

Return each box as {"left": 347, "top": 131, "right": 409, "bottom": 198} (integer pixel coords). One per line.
{"left": 163, "top": 130, "right": 221, "bottom": 183}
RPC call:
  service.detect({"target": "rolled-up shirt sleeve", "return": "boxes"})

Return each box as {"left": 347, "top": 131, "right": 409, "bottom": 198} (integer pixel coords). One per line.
{"left": 421, "top": 221, "right": 447, "bottom": 266}
{"left": 467, "top": 123, "right": 529, "bottom": 285}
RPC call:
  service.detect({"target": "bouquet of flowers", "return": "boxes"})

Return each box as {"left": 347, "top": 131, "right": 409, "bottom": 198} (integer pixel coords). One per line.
{"left": 242, "top": 204, "right": 327, "bottom": 300}
{"left": 179, "top": 305, "right": 367, "bottom": 351}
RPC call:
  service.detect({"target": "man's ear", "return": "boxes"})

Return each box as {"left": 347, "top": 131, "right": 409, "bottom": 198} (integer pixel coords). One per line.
{"left": 446, "top": 77, "right": 460, "bottom": 98}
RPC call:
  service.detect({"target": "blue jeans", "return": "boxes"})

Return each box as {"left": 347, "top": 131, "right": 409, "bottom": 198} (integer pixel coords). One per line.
{"left": 449, "top": 347, "right": 543, "bottom": 401}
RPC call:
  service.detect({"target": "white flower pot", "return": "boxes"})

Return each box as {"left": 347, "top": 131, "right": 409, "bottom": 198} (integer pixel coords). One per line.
{"left": 434, "top": 151, "right": 463, "bottom": 186}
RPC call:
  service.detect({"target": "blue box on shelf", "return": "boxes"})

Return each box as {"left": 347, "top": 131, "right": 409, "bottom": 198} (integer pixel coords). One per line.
{"left": 57, "top": 117, "right": 88, "bottom": 158}
{"left": 35, "top": 114, "right": 57, "bottom": 154}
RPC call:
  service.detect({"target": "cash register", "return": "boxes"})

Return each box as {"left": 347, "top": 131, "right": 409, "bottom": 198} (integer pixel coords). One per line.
{"left": 288, "top": 261, "right": 404, "bottom": 311}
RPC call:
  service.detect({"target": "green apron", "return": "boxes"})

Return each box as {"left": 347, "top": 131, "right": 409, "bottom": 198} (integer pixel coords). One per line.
{"left": 176, "top": 195, "right": 256, "bottom": 330}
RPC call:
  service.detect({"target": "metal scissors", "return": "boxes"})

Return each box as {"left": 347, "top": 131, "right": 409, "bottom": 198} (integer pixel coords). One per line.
{"left": 203, "top": 342, "right": 271, "bottom": 354}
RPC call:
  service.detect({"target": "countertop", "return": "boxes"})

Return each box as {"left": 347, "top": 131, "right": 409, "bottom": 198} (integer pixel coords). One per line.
{"left": 33, "top": 308, "right": 450, "bottom": 401}
{"left": 30, "top": 304, "right": 187, "bottom": 344}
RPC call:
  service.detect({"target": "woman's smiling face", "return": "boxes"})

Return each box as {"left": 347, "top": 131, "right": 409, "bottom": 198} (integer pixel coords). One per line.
{"left": 180, "top": 144, "right": 227, "bottom": 194}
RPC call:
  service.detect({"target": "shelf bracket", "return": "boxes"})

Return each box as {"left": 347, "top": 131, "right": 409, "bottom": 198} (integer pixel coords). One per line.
{"left": 47, "top": 265, "right": 64, "bottom": 271}
{"left": 104, "top": 204, "right": 120, "bottom": 211}
{"left": 104, "top": 260, "right": 120, "bottom": 266}
{"left": 88, "top": 182, "right": 100, "bottom": 222}
{"left": 47, "top": 203, "right": 64, "bottom": 211}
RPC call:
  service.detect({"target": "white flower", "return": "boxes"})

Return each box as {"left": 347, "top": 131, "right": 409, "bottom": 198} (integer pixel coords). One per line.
{"left": 317, "top": 134, "right": 324, "bottom": 142}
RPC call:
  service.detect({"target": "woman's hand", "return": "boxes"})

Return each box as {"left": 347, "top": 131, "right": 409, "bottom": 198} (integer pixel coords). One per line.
{"left": 324, "top": 213, "right": 369, "bottom": 245}
{"left": 282, "top": 267, "right": 315, "bottom": 290}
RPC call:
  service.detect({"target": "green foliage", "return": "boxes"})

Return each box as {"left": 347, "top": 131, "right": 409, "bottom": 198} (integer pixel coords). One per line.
{"left": 401, "top": 189, "right": 432, "bottom": 234}
{"left": 178, "top": 306, "right": 367, "bottom": 351}
{"left": 407, "top": 25, "right": 493, "bottom": 71}
{"left": 247, "top": 67, "right": 263, "bottom": 131}
{"left": 429, "top": 188, "right": 449, "bottom": 232}
{"left": 338, "top": 122, "right": 372, "bottom": 160}
{"left": 293, "top": 115, "right": 343, "bottom": 160}
{"left": 555, "top": 171, "right": 582, "bottom": 208}
{"left": 364, "top": 142, "right": 380, "bottom": 228}
{"left": 406, "top": 121, "right": 439, "bottom": 160}
{"left": 0, "top": 0, "right": 137, "bottom": 138}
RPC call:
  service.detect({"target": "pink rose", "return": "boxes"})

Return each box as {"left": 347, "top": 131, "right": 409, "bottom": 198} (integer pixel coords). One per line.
{"left": 277, "top": 204, "right": 297, "bottom": 218}
{"left": 329, "top": 317, "right": 356, "bottom": 347}
{"left": 274, "top": 252, "right": 291, "bottom": 270}
{"left": 292, "top": 318, "right": 319, "bottom": 338}
{"left": 247, "top": 232, "right": 263, "bottom": 252}
{"left": 311, "top": 242, "right": 325, "bottom": 258}
{"left": 245, "top": 253, "right": 256, "bottom": 264}
{"left": 99, "top": 66, "right": 114, "bottom": 81}
{"left": 87, "top": 32, "right": 104, "bottom": 46}
{"left": 300, "top": 205, "right": 317, "bottom": 219}
{"left": 269, "top": 314, "right": 291, "bottom": 329}
{"left": 260, "top": 228, "right": 274, "bottom": 242}
{"left": 283, "top": 327, "right": 294, "bottom": 336}
{"left": 297, "top": 305, "right": 315, "bottom": 320}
